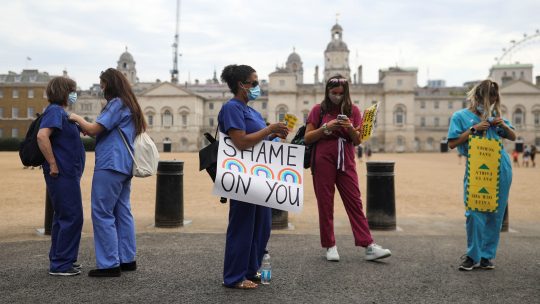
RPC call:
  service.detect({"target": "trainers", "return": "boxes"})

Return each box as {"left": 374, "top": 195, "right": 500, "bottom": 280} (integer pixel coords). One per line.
{"left": 326, "top": 246, "right": 340, "bottom": 261}
{"left": 49, "top": 268, "right": 81, "bottom": 276}
{"left": 458, "top": 255, "right": 478, "bottom": 271}
{"left": 120, "top": 261, "right": 137, "bottom": 271}
{"left": 73, "top": 263, "right": 82, "bottom": 270}
{"left": 480, "top": 258, "right": 495, "bottom": 269}
{"left": 365, "top": 243, "right": 391, "bottom": 261}
{"left": 88, "top": 266, "right": 121, "bottom": 277}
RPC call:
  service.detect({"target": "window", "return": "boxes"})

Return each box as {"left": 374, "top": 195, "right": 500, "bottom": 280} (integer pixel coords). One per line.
{"left": 180, "top": 138, "right": 189, "bottom": 152}
{"left": 354, "top": 100, "right": 359, "bottom": 104}
{"left": 533, "top": 111, "right": 540, "bottom": 127}
{"left": 276, "top": 106, "right": 287, "bottom": 122}
{"left": 397, "top": 136, "right": 404, "bottom": 146}
{"left": 12, "top": 128, "right": 18, "bottom": 138}
{"left": 520, "top": 71, "right": 524, "bottom": 78}
{"left": 12, "top": 89, "right": 19, "bottom": 98}
{"left": 12, "top": 108, "right": 19, "bottom": 118}
{"left": 394, "top": 106, "right": 405, "bottom": 125}
{"left": 303, "top": 100, "right": 309, "bottom": 105}
{"left": 0, "top": 108, "right": 3, "bottom": 118}
{"left": 262, "top": 102, "right": 267, "bottom": 110}
{"left": 27, "top": 107, "right": 34, "bottom": 118}
{"left": 420, "top": 117, "right": 425, "bottom": 127}
{"left": 209, "top": 117, "right": 214, "bottom": 127}
{"left": 279, "top": 80, "right": 285, "bottom": 86}
{"left": 434, "top": 101, "right": 439, "bottom": 109}
{"left": 163, "top": 110, "right": 173, "bottom": 127}
{"left": 397, "top": 79, "right": 403, "bottom": 86}
{"left": 513, "top": 108, "right": 524, "bottom": 126}
{"left": 0, "top": 129, "right": 2, "bottom": 138}
{"left": 209, "top": 102, "right": 214, "bottom": 110}
{"left": 448, "top": 101, "right": 453, "bottom": 109}
{"left": 181, "top": 114, "right": 187, "bottom": 126}
{"left": 372, "top": 100, "right": 378, "bottom": 105}
{"left": 420, "top": 101, "right": 425, "bottom": 109}
{"left": 147, "top": 114, "right": 153, "bottom": 126}
{"left": 434, "top": 117, "right": 439, "bottom": 127}
{"left": 0, "top": 89, "right": 3, "bottom": 98}
{"left": 28, "top": 89, "right": 34, "bottom": 98}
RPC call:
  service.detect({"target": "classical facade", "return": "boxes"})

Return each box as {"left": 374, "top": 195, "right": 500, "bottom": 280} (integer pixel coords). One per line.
{"left": 68, "top": 24, "right": 540, "bottom": 152}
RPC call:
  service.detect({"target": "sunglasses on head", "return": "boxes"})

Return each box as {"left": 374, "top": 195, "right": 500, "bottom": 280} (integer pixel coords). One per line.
{"left": 242, "top": 80, "right": 259, "bottom": 87}
{"left": 328, "top": 78, "right": 347, "bottom": 84}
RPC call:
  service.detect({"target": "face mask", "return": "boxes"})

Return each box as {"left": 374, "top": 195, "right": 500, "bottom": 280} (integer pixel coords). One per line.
{"left": 329, "top": 93, "right": 343, "bottom": 105}
{"left": 68, "top": 92, "right": 78, "bottom": 105}
{"left": 247, "top": 85, "right": 261, "bottom": 101}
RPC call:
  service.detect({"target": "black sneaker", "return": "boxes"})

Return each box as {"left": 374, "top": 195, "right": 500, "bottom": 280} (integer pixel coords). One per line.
{"left": 458, "top": 255, "right": 478, "bottom": 271}
{"left": 49, "top": 268, "right": 81, "bottom": 276}
{"left": 120, "top": 261, "right": 137, "bottom": 271}
{"left": 480, "top": 258, "right": 495, "bottom": 269}
{"left": 73, "top": 263, "right": 82, "bottom": 270}
{"left": 88, "top": 266, "right": 121, "bottom": 277}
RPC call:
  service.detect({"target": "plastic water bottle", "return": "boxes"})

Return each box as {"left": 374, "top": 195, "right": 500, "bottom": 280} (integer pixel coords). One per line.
{"left": 260, "top": 253, "right": 271, "bottom": 285}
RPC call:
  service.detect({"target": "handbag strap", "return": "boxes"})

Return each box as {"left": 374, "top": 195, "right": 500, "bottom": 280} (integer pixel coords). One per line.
{"left": 117, "top": 128, "right": 138, "bottom": 167}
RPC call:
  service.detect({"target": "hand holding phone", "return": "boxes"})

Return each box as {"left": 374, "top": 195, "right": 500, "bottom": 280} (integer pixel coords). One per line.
{"left": 337, "top": 114, "right": 348, "bottom": 121}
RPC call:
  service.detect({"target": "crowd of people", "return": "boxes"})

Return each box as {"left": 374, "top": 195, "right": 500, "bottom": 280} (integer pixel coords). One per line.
{"left": 36, "top": 65, "right": 517, "bottom": 287}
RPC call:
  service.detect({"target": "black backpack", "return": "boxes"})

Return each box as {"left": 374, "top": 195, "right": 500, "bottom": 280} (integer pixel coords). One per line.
{"left": 19, "top": 114, "right": 45, "bottom": 166}
{"left": 291, "top": 110, "right": 324, "bottom": 169}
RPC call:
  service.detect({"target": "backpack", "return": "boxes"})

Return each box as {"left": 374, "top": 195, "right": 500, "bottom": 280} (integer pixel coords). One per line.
{"left": 19, "top": 114, "right": 45, "bottom": 167}
{"left": 118, "top": 129, "right": 159, "bottom": 177}
{"left": 291, "top": 109, "right": 324, "bottom": 169}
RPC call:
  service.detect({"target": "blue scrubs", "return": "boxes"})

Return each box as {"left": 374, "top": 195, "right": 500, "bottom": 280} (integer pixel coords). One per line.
{"left": 448, "top": 109, "right": 513, "bottom": 263}
{"left": 40, "top": 104, "right": 85, "bottom": 272}
{"left": 218, "top": 98, "right": 272, "bottom": 286}
{"left": 92, "top": 97, "right": 136, "bottom": 269}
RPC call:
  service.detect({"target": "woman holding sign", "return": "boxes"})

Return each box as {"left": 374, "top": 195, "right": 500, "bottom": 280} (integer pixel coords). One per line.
{"left": 219, "top": 64, "right": 288, "bottom": 289}
{"left": 447, "top": 79, "right": 515, "bottom": 271}
{"left": 304, "top": 75, "right": 391, "bottom": 262}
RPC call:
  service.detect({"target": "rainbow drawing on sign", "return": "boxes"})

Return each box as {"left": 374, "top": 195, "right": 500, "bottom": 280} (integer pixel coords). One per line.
{"left": 222, "top": 158, "right": 247, "bottom": 173}
{"left": 251, "top": 164, "right": 275, "bottom": 179}
{"left": 278, "top": 168, "right": 302, "bottom": 184}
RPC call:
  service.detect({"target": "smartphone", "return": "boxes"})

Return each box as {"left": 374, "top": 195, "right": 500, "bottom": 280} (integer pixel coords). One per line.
{"left": 337, "top": 114, "right": 348, "bottom": 121}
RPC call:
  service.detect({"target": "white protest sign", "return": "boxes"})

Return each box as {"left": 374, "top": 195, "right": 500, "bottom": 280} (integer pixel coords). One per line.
{"left": 361, "top": 103, "right": 380, "bottom": 142}
{"left": 212, "top": 132, "right": 305, "bottom": 213}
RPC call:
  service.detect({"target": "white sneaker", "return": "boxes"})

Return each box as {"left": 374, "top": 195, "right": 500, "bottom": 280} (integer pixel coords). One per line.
{"left": 365, "top": 243, "right": 391, "bottom": 261}
{"left": 326, "top": 246, "right": 340, "bottom": 261}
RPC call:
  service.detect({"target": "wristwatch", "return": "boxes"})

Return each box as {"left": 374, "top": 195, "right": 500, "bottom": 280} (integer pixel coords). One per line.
{"left": 322, "top": 123, "right": 332, "bottom": 135}
{"left": 469, "top": 126, "right": 477, "bottom": 134}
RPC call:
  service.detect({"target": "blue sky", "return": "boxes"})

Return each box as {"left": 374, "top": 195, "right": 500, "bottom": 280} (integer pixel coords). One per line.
{"left": 1, "top": 0, "right": 539, "bottom": 89}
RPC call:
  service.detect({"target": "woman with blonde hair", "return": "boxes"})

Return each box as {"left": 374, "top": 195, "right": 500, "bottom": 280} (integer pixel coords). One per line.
{"left": 447, "top": 79, "right": 516, "bottom": 270}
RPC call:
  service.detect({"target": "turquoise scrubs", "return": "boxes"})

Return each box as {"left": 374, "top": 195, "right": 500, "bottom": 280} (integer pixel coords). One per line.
{"left": 40, "top": 104, "right": 85, "bottom": 272}
{"left": 218, "top": 98, "right": 272, "bottom": 287}
{"left": 92, "top": 97, "right": 136, "bottom": 269}
{"left": 448, "top": 109, "right": 514, "bottom": 262}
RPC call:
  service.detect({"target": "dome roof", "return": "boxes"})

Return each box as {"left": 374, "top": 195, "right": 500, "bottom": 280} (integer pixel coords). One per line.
{"left": 287, "top": 51, "right": 301, "bottom": 63}
{"left": 326, "top": 40, "right": 349, "bottom": 52}
{"left": 331, "top": 23, "right": 343, "bottom": 32}
{"left": 119, "top": 49, "right": 134, "bottom": 62}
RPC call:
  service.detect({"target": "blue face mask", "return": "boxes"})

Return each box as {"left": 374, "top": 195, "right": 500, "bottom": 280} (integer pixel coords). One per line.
{"left": 68, "top": 92, "right": 78, "bottom": 105}
{"left": 247, "top": 85, "right": 261, "bottom": 101}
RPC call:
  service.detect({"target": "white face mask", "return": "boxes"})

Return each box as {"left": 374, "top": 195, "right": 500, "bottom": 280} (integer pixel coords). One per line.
{"left": 329, "top": 93, "right": 343, "bottom": 105}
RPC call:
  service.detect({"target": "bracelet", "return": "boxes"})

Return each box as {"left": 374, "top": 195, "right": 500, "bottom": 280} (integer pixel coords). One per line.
{"left": 322, "top": 123, "right": 332, "bottom": 135}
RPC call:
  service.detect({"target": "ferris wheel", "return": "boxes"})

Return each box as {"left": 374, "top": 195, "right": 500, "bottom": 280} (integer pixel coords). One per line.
{"left": 494, "top": 29, "right": 540, "bottom": 65}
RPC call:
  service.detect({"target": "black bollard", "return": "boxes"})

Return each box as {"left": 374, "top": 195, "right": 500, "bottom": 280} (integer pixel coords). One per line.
{"left": 155, "top": 160, "right": 184, "bottom": 228}
{"left": 271, "top": 209, "right": 288, "bottom": 229}
{"left": 440, "top": 140, "right": 448, "bottom": 153}
{"left": 44, "top": 189, "right": 53, "bottom": 235}
{"left": 501, "top": 205, "right": 509, "bottom": 232}
{"left": 366, "top": 161, "right": 396, "bottom": 231}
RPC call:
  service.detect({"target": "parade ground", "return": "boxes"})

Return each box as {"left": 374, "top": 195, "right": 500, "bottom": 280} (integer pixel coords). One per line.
{"left": 1, "top": 151, "right": 539, "bottom": 302}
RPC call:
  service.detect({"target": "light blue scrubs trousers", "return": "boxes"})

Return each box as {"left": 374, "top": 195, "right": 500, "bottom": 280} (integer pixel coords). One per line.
{"left": 91, "top": 169, "right": 136, "bottom": 269}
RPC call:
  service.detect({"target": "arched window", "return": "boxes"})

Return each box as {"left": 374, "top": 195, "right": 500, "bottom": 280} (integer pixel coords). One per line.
{"left": 394, "top": 105, "right": 406, "bottom": 125}
{"left": 397, "top": 136, "right": 405, "bottom": 146}
{"left": 513, "top": 107, "right": 524, "bottom": 126}
{"left": 178, "top": 106, "right": 190, "bottom": 127}
{"left": 162, "top": 109, "right": 173, "bottom": 127}
{"left": 426, "top": 137, "right": 434, "bottom": 151}
{"left": 532, "top": 105, "right": 540, "bottom": 127}
{"left": 180, "top": 137, "right": 189, "bottom": 152}
{"left": 276, "top": 105, "right": 288, "bottom": 122}
{"left": 434, "top": 117, "right": 439, "bottom": 127}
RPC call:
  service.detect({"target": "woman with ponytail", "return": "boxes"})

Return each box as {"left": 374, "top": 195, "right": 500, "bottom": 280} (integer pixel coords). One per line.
{"left": 70, "top": 68, "right": 146, "bottom": 277}
{"left": 447, "top": 79, "right": 516, "bottom": 271}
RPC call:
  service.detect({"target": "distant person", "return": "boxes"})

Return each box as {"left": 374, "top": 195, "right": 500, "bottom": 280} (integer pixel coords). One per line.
{"left": 218, "top": 64, "right": 288, "bottom": 289}
{"left": 304, "top": 75, "right": 391, "bottom": 263}
{"left": 522, "top": 145, "right": 530, "bottom": 167}
{"left": 357, "top": 144, "right": 363, "bottom": 162}
{"left": 447, "top": 79, "right": 516, "bottom": 271}
{"left": 512, "top": 150, "right": 520, "bottom": 167}
{"left": 69, "top": 68, "right": 146, "bottom": 277}
{"left": 366, "top": 145, "right": 372, "bottom": 160}
{"left": 530, "top": 145, "right": 536, "bottom": 167}
{"left": 37, "top": 76, "right": 85, "bottom": 276}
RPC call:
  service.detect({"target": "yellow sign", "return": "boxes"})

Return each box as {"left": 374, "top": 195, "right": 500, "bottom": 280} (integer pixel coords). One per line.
{"left": 466, "top": 135, "right": 502, "bottom": 212}
{"left": 360, "top": 103, "right": 379, "bottom": 142}
{"left": 283, "top": 114, "right": 298, "bottom": 130}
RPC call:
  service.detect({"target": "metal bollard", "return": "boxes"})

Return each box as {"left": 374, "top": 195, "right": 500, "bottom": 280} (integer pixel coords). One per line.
{"left": 366, "top": 161, "right": 396, "bottom": 231}
{"left": 271, "top": 209, "right": 288, "bottom": 229}
{"left": 501, "top": 205, "right": 509, "bottom": 232}
{"left": 155, "top": 160, "right": 184, "bottom": 228}
{"left": 440, "top": 140, "right": 449, "bottom": 153}
{"left": 44, "top": 189, "right": 53, "bottom": 235}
